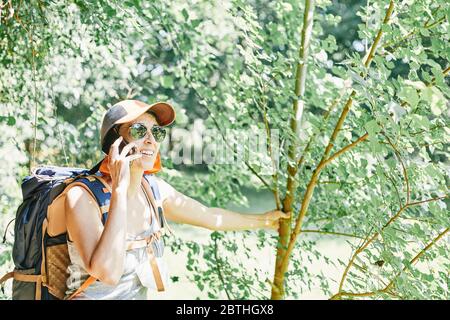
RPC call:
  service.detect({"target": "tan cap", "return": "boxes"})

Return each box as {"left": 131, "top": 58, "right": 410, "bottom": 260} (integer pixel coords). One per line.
{"left": 100, "top": 99, "right": 175, "bottom": 153}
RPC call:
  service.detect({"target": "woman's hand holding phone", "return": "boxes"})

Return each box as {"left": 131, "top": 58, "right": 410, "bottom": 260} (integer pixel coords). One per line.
{"left": 108, "top": 136, "right": 142, "bottom": 191}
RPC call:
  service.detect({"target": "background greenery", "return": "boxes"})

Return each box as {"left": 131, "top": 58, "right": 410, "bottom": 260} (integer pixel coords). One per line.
{"left": 0, "top": 0, "right": 448, "bottom": 299}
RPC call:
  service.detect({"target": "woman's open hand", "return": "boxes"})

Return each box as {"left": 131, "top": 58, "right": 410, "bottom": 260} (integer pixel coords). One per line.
{"left": 261, "top": 209, "right": 291, "bottom": 230}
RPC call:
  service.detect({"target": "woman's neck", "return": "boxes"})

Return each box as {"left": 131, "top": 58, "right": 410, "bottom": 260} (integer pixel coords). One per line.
{"left": 128, "top": 165, "right": 144, "bottom": 198}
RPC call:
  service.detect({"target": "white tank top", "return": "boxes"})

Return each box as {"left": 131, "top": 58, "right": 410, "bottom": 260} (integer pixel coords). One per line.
{"left": 64, "top": 198, "right": 168, "bottom": 300}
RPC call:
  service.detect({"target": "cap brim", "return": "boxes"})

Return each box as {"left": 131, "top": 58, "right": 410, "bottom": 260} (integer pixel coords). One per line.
{"left": 148, "top": 102, "right": 176, "bottom": 126}
{"left": 114, "top": 100, "right": 176, "bottom": 126}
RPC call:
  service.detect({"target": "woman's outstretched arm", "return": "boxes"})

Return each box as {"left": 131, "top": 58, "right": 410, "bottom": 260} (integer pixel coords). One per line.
{"left": 162, "top": 182, "right": 289, "bottom": 231}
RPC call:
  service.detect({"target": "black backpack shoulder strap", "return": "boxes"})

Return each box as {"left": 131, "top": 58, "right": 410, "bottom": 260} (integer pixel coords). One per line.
{"left": 74, "top": 175, "right": 111, "bottom": 225}
{"left": 143, "top": 174, "right": 173, "bottom": 235}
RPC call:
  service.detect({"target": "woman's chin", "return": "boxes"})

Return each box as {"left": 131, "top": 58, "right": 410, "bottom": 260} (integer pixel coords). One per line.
{"left": 130, "top": 157, "right": 155, "bottom": 172}
{"left": 140, "top": 157, "right": 156, "bottom": 171}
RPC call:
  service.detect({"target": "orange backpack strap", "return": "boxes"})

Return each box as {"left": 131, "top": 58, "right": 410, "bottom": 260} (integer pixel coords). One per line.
{"left": 126, "top": 232, "right": 165, "bottom": 292}
{"left": 66, "top": 230, "right": 166, "bottom": 299}
{"left": 147, "top": 245, "right": 165, "bottom": 292}
{"left": 0, "top": 271, "right": 15, "bottom": 294}
{"left": 66, "top": 276, "right": 97, "bottom": 300}
{"left": 0, "top": 271, "right": 43, "bottom": 299}
{"left": 0, "top": 271, "right": 14, "bottom": 285}
{"left": 65, "top": 231, "right": 163, "bottom": 299}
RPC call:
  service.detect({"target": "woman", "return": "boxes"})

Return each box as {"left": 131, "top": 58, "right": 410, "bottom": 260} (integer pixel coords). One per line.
{"left": 64, "top": 99, "right": 288, "bottom": 299}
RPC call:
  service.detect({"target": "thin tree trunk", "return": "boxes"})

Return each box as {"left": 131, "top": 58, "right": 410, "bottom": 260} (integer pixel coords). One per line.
{"left": 272, "top": 0, "right": 395, "bottom": 300}
{"left": 271, "top": 0, "right": 315, "bottom": 300}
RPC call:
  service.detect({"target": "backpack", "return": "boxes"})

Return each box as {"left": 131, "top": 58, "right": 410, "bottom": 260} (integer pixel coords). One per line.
{"left": 0, "top": 165, "right": 171, "bottom": 300}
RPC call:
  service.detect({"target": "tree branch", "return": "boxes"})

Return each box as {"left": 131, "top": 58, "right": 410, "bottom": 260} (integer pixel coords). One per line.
{"left": 383, "top": 227, "right": 449, "bottom": 293}
{"left": 184, "top": 75, "right": 273, "bottom": 190}
{"left": 282, "top": 0, "right": 316, "bottom": 213}
{"left": 318, "top": 178, "right": 367, "bottom": 186}
{"left": 333, "top": 195, "right": 448, "bottom": 297}
{"left": 213, "top": 237, "right": 232, "bottom": 300}
{"left": 296, "top": 95, "right": 342, "bottom": 172}
{"left": 407, "top": 196, "right": 448, "bottom": 207}
{"left": 382, "top": 132, "right": 410, "bottom": 204}
{"left": 442, "top": 66, "right": 450, "bottom": 77}
{"left": 382, "top": 8, "right": 446, "bottom": 54}
{"left": 331, "top": 227, "right": 449, "bottom": 300}
{"left": 322, "top": 133, "right": 369, "bottom": 167}
{"left": 403, "top": 64, "right": 449, "bottom": 131}
{"left": 410, "top": 125, "right": 445, "bottom": 136}
{"left": 363, "top": 0, "right": 395, "bottom": 69}
{"left": 272, "top": 0, "right": 316, "bottom": 300}
{"left": 278, "top": 0, "right": 396, "bottom": 285}
{"left": 204, "top": 105, "right": 272, "bottom": 190}
{"left": 256, "top": 85, "right": 282, "bottom": 209}
{"left": 300, "top": 229, "right": 364, "bottom": 239}
{"left": 382, "top": 170, "right": 402, "bottom": 209}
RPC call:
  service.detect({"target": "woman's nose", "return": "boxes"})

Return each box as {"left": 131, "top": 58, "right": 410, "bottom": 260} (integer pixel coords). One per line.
{"left": 144, "top": 134, "right": 156, "bottom": 145}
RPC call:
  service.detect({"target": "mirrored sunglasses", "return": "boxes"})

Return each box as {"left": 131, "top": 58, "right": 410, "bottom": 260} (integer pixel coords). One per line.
{"left": 128, "top": 123, "right": 166, "bottom": 143}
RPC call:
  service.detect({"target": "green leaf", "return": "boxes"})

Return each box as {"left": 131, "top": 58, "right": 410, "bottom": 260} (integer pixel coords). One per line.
{"left": 421, "top": 87, "right": 446, "bottom": 116}
{"left": 419, "top": 28, "right": 430, "bottom": 37}
{"left": 364, "top": 120, "right": 381, "bottom": 136}
{"left": 422, "top": 274, "right": 434, "bottom": 282}
{"left": 0, "top": 116, "right": 16, "bottom": 126}
{"left": 373, "top": 139, "right": 384, "bottom": 153}
{"left": 161, "top": 75, "right": 174, "bottom": 88}
{"left": 208, "top": 292, "right": 216, "bottom": 299}
{"left": 398, "top": 86, "right": 419, "bottom": 108}
{"left": 181, "top": 8, "right": 189, "bottom": 21}
{"left": 191, "top": 19, "right": 201, "bottom": 28}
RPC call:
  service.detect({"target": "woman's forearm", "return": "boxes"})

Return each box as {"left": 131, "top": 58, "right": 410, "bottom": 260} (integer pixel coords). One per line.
{"left": 164, "top": 188, "right": 286, "bottom": 231}
{"left": 89, "top": 188, "right": 127, "bottom": 284}
{"left": 206, "top": 207, "right": 269, "bottom": 231}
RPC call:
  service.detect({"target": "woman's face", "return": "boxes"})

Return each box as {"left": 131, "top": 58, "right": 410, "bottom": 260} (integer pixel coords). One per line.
{"left": 118, "top": 112, "right": 160, "bottom": 171}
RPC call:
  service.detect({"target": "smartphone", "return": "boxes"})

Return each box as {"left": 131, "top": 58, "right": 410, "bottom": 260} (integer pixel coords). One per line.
{"left": 109, "top": 127, "right": 137, "bottom": 156}
{"left": 119, "top": 139, "right": 137, "bottom": 156}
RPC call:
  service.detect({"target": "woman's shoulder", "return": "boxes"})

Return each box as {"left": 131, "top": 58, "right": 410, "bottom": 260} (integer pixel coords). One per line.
{"left": 151, "top": 175, "right": 177, "bottom": 200}
{"left": 64, "top": 181, "right": 102, "bottom": 214}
